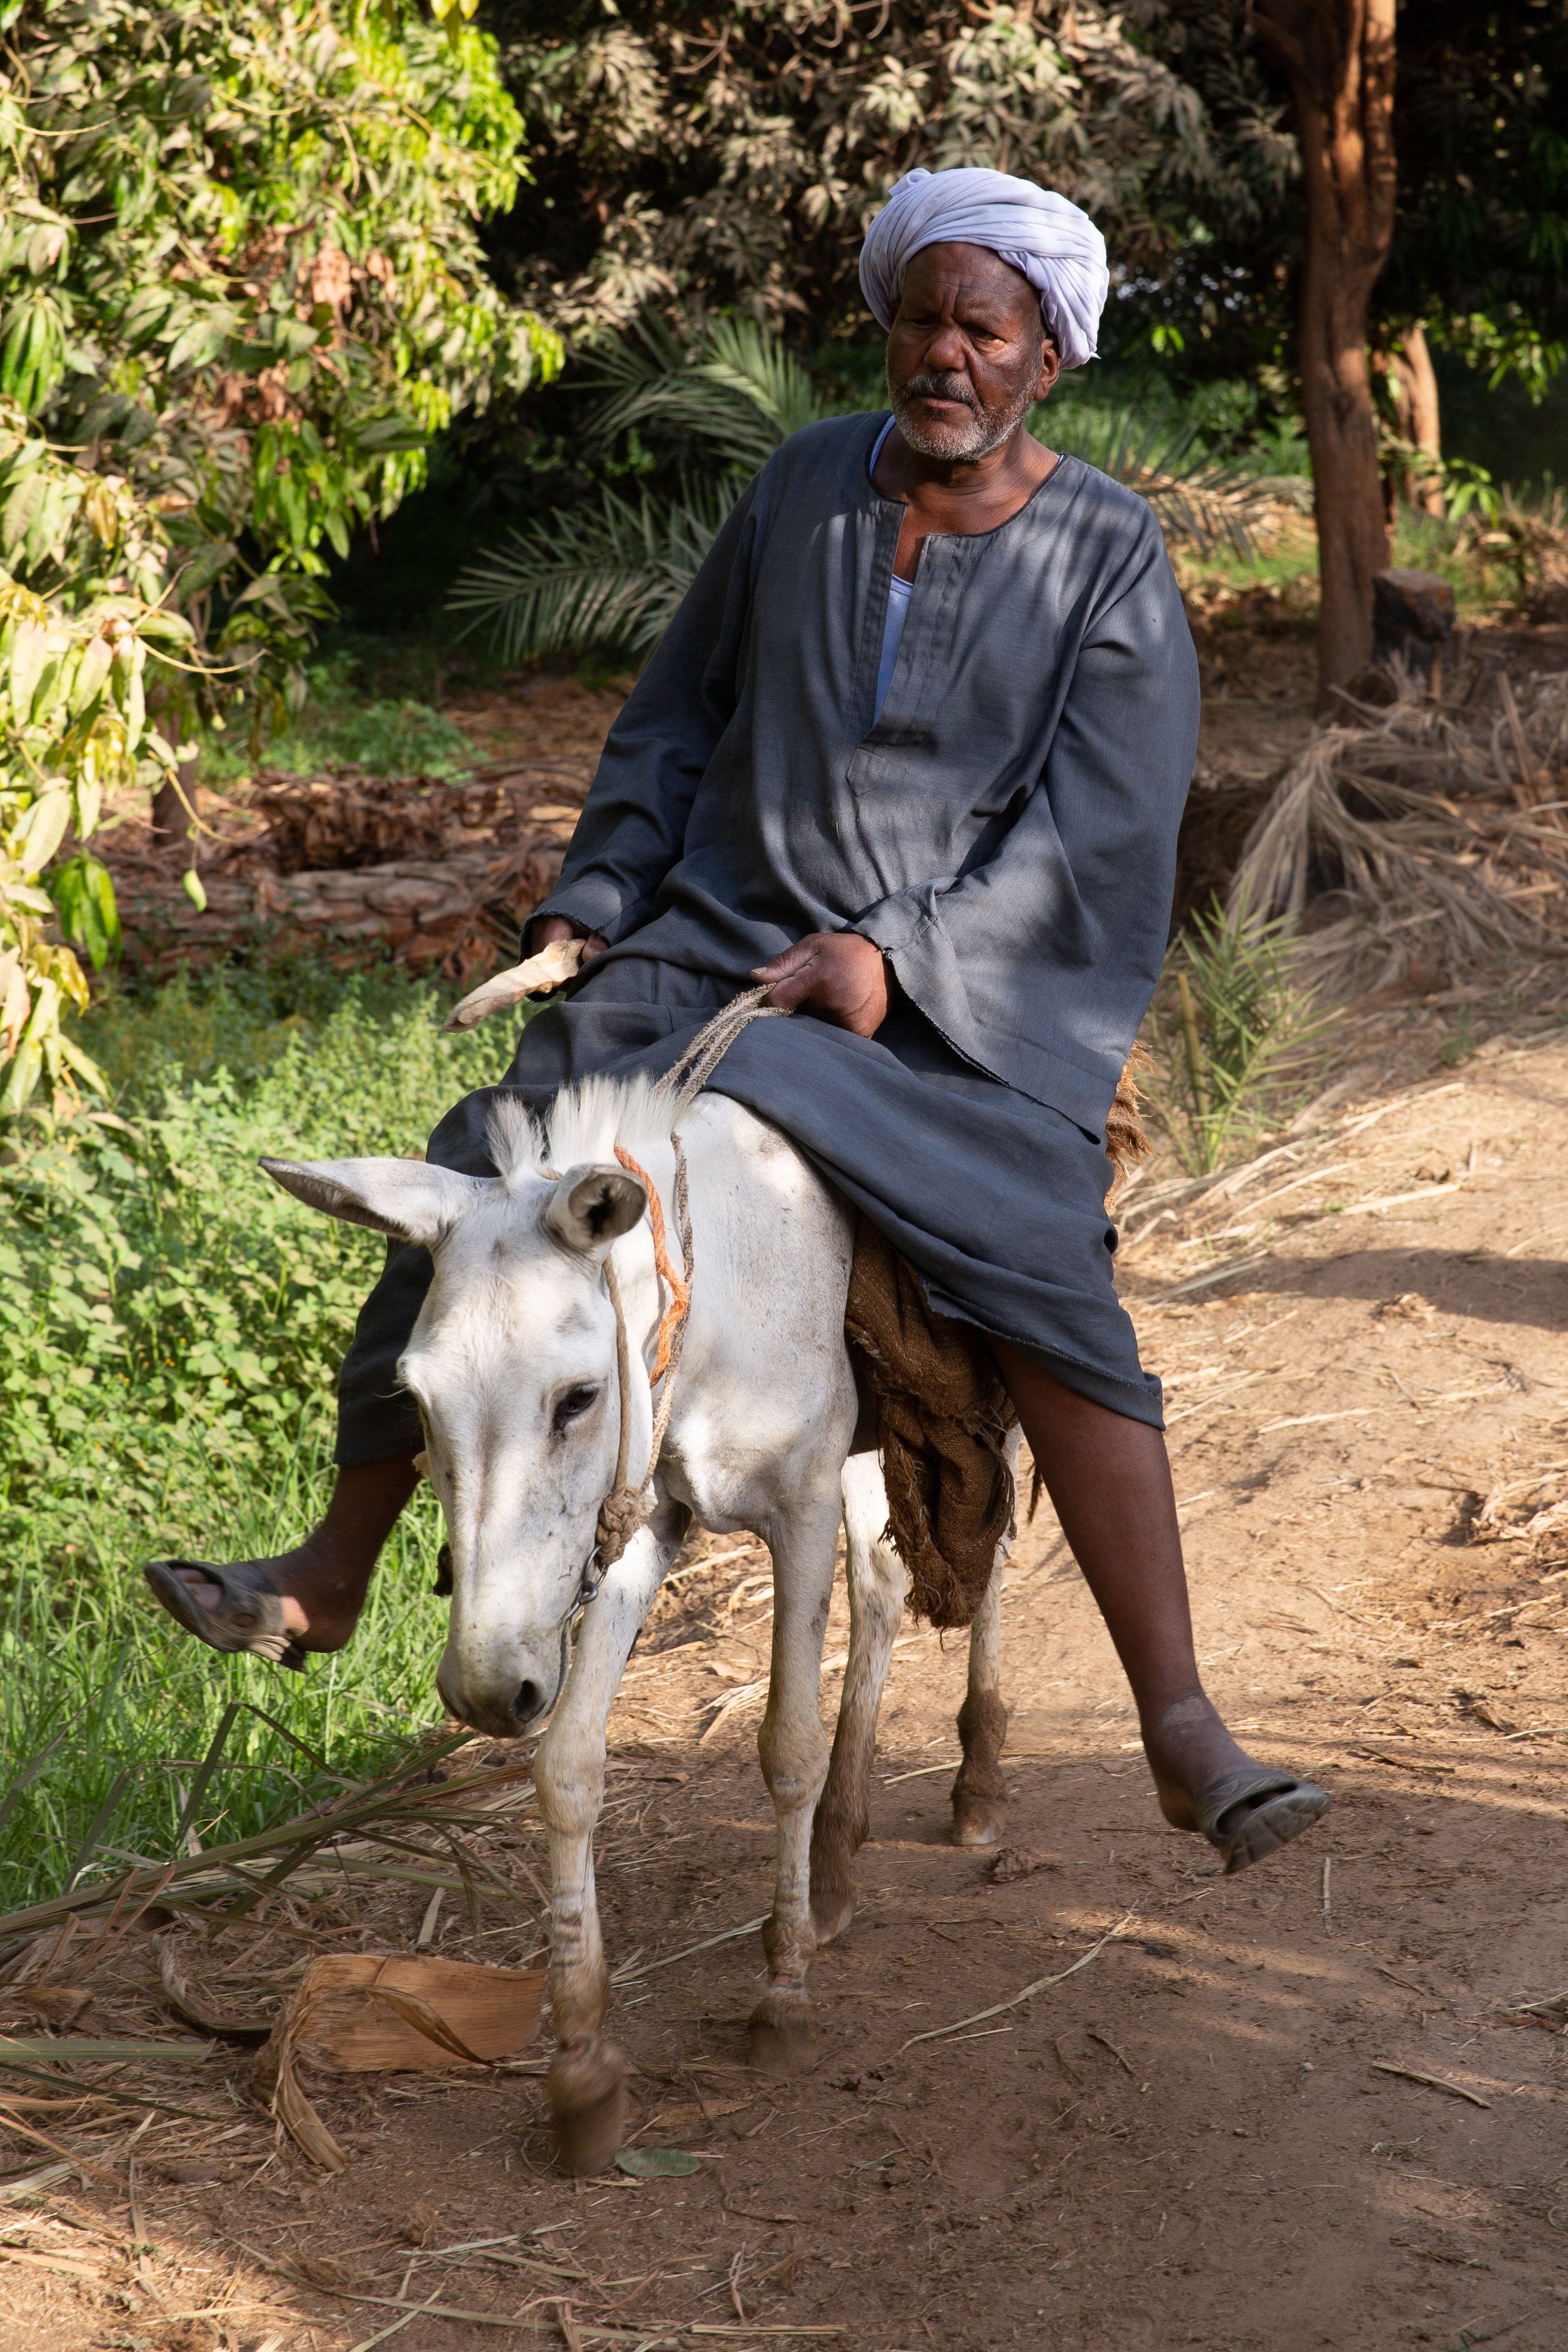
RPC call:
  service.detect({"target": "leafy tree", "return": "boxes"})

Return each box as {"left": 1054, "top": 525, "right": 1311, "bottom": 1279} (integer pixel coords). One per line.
{"left": 1147, "top": 4, "right": 1568, "bottom": 575}
{"left": 1247, "top": 0, "right": 1397, "bottom": 694}
{"left": 3, "top": 1, "right": 556, "bottom": 595}
{"left": 480, "top": 1, "right": 1565, "bottom": 697}
{"left": 482, "top": 1, "right": 1292, "bottom": 342}
{"left": 0, "top": 0, "right": 556, "bottom": 1114}
{"left": 0, "top": 400, "right": 193, "bottom": 1113}
{"left": 1377, "top": 0, "right": 1568, "bottom": 511}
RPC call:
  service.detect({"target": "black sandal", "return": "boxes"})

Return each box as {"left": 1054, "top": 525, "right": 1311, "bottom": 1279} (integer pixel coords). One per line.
{"left": 143, "top": 1559, "right": 306, "bottom": 1671}
{"left": 1191, "top": 1766, "right": 1330, "bottom": 1875}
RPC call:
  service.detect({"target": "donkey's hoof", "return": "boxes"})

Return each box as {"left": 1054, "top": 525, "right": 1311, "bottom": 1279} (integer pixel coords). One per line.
{"left": 746, "top": 1984, "right": 817, "bottom": 2077}
{"left": 548, "top": 2037, "right": 627, "bottom": 2176}
{"left": 951, "top": 1797, "right": 1006, "bottom": 1848}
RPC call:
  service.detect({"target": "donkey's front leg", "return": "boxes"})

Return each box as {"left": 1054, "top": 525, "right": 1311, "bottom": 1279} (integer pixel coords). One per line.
{"left": 748, "top": 1488, "right": 840, "bottom": 2076}
{"left": 534, "top": 1504, "right": 685, "bottom": 2175}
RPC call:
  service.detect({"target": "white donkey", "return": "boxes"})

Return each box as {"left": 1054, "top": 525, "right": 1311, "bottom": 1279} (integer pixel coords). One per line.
{"left": 264, "top": 1073, "right": 1014, "bottom": 2173}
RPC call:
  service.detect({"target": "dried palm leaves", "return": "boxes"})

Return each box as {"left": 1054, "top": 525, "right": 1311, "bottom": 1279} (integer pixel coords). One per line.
{"left": 1231, "top": 668, "right": 1568, "bottom": 992}
{"left": 260, "top": 1952, "right": 545, "bottom": 2170}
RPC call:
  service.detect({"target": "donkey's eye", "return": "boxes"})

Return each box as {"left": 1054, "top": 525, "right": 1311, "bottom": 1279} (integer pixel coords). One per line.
{"left": 552, "top": 1384, "right": 600, "bottom": 1435}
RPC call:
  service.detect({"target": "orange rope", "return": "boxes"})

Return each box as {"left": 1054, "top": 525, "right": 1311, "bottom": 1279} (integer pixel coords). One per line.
{"left": 614, "top": 1144, "right": 690, "bottom": 1385}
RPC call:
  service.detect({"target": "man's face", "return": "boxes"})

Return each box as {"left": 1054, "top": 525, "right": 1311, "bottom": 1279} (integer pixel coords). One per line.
{"left": 885, "top": 241, "right": 1061, "bottom": 463}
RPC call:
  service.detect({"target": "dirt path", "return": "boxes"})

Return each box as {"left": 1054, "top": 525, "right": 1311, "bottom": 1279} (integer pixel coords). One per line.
{"left": 6, "top": 1030, "right": 1567, "bottom": 2352}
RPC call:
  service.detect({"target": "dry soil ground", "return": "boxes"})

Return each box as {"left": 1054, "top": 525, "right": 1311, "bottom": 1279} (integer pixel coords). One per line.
{"left": 5, "top": 642, "right": 1568, "bottom": 2352}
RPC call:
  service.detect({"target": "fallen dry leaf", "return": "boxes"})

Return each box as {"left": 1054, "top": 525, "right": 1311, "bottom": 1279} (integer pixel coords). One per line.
{"left": 258, "top": 1951, "right": 546, "bottom": 2171}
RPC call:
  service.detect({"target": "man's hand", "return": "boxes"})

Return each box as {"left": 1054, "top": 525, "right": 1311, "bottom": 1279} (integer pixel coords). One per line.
{"left": 533, "top": 914, "right": 609, "bottom": 962}
{"left": 752, "top": 932, "right": 888, "bottom": 1036}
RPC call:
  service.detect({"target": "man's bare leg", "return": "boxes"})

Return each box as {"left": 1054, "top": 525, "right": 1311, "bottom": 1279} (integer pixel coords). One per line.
{"left": 169, "top": 1453, "right": 420, "bottom": 1651}
{"left": 989, "top": 1342, "right": 1263, "bottom": 1828}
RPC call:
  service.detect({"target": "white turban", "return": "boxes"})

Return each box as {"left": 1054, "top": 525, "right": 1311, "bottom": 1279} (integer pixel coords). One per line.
{"left": 859, "top": 166, "right": 1109, "bottom": 371}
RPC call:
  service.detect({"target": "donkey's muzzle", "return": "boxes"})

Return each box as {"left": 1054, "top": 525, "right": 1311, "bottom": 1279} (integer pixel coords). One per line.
{"left": 437, "top": 1657, "right": 559, "bottom": 1740}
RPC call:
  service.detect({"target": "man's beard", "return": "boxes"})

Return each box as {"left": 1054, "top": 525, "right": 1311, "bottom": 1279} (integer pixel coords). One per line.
{"left": 888, "top": 365, "right": 1037, "bottom": 462}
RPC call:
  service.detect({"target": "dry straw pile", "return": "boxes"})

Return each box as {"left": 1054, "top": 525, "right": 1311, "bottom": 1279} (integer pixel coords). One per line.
{"left": 1232, "top": 666, "right": 1568, "bottom": 993}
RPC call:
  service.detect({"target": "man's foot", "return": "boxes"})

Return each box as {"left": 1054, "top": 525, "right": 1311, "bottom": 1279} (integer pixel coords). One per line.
{"left": 146, "top": 1454, "right": 421, "bottom": 1659}
{"left": 1142, "top": 1690, "right": 1253, "bottom": 1826}
{"left": 1143, "top": 1693, "right": 1330, "bottom": 1874}
{"left": 159, "top": 1535, "right": 364, "bottom": 1653}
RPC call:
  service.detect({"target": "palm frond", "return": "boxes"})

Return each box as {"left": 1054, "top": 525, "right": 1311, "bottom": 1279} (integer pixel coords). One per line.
{"left": 448, "top": 478, "right": 734, "bottom": 664}
{"left": 1041, "top": 398, "right": 1308, "bottom": 556}
{"left": 450, "top": 312, "right": 835, "bottom": 663}
{"left": 691, "top": 314, "right": 830, "bottom": 443}
{"left": 584, "top": 313, "right": 834, "bottom": 475}
{"left": 1229, "top": 672, "right": 1568, "bottom": 995}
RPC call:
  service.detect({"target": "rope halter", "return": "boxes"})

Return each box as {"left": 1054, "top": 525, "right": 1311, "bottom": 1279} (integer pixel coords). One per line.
{"left": 581, "top": 983, "right": 787, "bottom": 1593}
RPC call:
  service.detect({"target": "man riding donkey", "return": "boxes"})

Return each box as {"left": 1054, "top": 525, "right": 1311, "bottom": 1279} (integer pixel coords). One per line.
{"left": 146, "top": 167, "right": 1329, "bottom": 1877}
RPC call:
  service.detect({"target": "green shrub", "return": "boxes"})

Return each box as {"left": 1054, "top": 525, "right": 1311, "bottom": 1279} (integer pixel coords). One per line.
{"left": 0, "top": 968, "right": 501, "bottom": 1560}
{"left": 199, "top": 651, "right": 476, "bottom": 781}
{"left": 0, "top": 962, "right": 516, "bottom": 1912}
{"left": 0, "top": 1447, "right": 456, "bottom": 1916}
{"left": 1145, "top": 892, "right": 1338, "bottom": 1175}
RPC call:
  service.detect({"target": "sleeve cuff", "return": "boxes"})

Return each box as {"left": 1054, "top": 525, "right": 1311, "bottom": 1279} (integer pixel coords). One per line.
{"left": 852, "top": 891, "right": 933, "bottom": 956}
{"left": 529, "top": 876, "right": 650, "bottom": 948}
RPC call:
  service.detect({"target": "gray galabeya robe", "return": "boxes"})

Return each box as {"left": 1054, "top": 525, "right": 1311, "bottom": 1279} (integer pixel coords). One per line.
{"left": 333, "top": 413, "right": 1199, "bottom": 1458}
{"left": 534, "top": 411, "right": 1199, "bottom": 1141}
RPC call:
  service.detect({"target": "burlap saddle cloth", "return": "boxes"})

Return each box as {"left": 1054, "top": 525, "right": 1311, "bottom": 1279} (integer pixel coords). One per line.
{"left": 844, "top": 1216, "right": 1017, "bottom": 1632}
{"left": 842, "top": 1052, "right": 1150, "bottom": 1633}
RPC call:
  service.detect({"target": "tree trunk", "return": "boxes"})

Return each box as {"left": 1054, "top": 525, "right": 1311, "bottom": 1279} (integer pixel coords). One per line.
{"left": 1388, "top": 322, "right": 1444, "bottom": 517}
{"left": 1254, "top": 1, "right": 1398, "bottom": 697}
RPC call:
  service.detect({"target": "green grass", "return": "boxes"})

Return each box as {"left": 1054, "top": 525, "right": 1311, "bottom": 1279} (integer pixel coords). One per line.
{"left": 1176, "top": 525, "right": 1320, "bottom": 617}
{"left": 1175, "top": 494, "right": 1532, "bottom": 626}
{"left": 199, "top": 645, "right": 478, "bottom": 783}
{"left": 0, "top": 1451, "right": 453, "bottom": 1919}
{"left": 0, "top": 961, "right": 512, "bottom": 1917}
{"left": 1387, "top": 508, "right": 1517, "bottom": 618}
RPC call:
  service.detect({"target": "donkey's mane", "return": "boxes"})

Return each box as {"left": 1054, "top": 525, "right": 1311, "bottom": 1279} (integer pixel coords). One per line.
{"left": 485, "top": 1074, "right": 679, "bottom": 1187}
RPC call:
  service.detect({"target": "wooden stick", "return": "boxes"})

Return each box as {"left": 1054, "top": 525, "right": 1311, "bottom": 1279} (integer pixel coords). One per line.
{"left": 293, "top": 2288, "right": 650, "bottom": 2339}
{"left": 1370, "top": 2060, "right": 1491, "bottom": 2109}
{"left": 1087, "top": 2028, "right": 1136, "bottom": 2077}
{"left": 0, "top": 2243, "right": 107, "bottom": 2284}
{"left": 613, "top": 1917, "right": 768, "bottom": 1985}
{"left": 304, "top": 2290, "right": 846, "bottom": 2343}
{"left": 901, "top": 1911, "right": 1135, "bottom": 2048}
{"left": 445, "top": 938, "right": 585, "bottom": 1032}
{"left": 687, "top": 2328, "right": 847, "bottom": 2338}
{"left": 1498, "top": 672, "right": 1538, "bottom": 803}
{"left": 0, "top": 2108, "right": 127, "bottom": 2185}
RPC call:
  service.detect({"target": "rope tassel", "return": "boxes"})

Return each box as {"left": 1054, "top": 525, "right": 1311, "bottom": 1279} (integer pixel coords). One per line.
{"left": 613, "top": 1143, "right": 689, "bottom": 1382}
{"left": 593, "top": 1136, "right": 696, "bottom": 1571}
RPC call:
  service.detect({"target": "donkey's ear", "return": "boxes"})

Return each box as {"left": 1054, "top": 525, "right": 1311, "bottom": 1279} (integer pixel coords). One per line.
{"left": 545, "top": 1162, "right": 645, "bottom": 1255}
{"left": 261, "top": 1157, "right": 491, "bottom": 1247}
